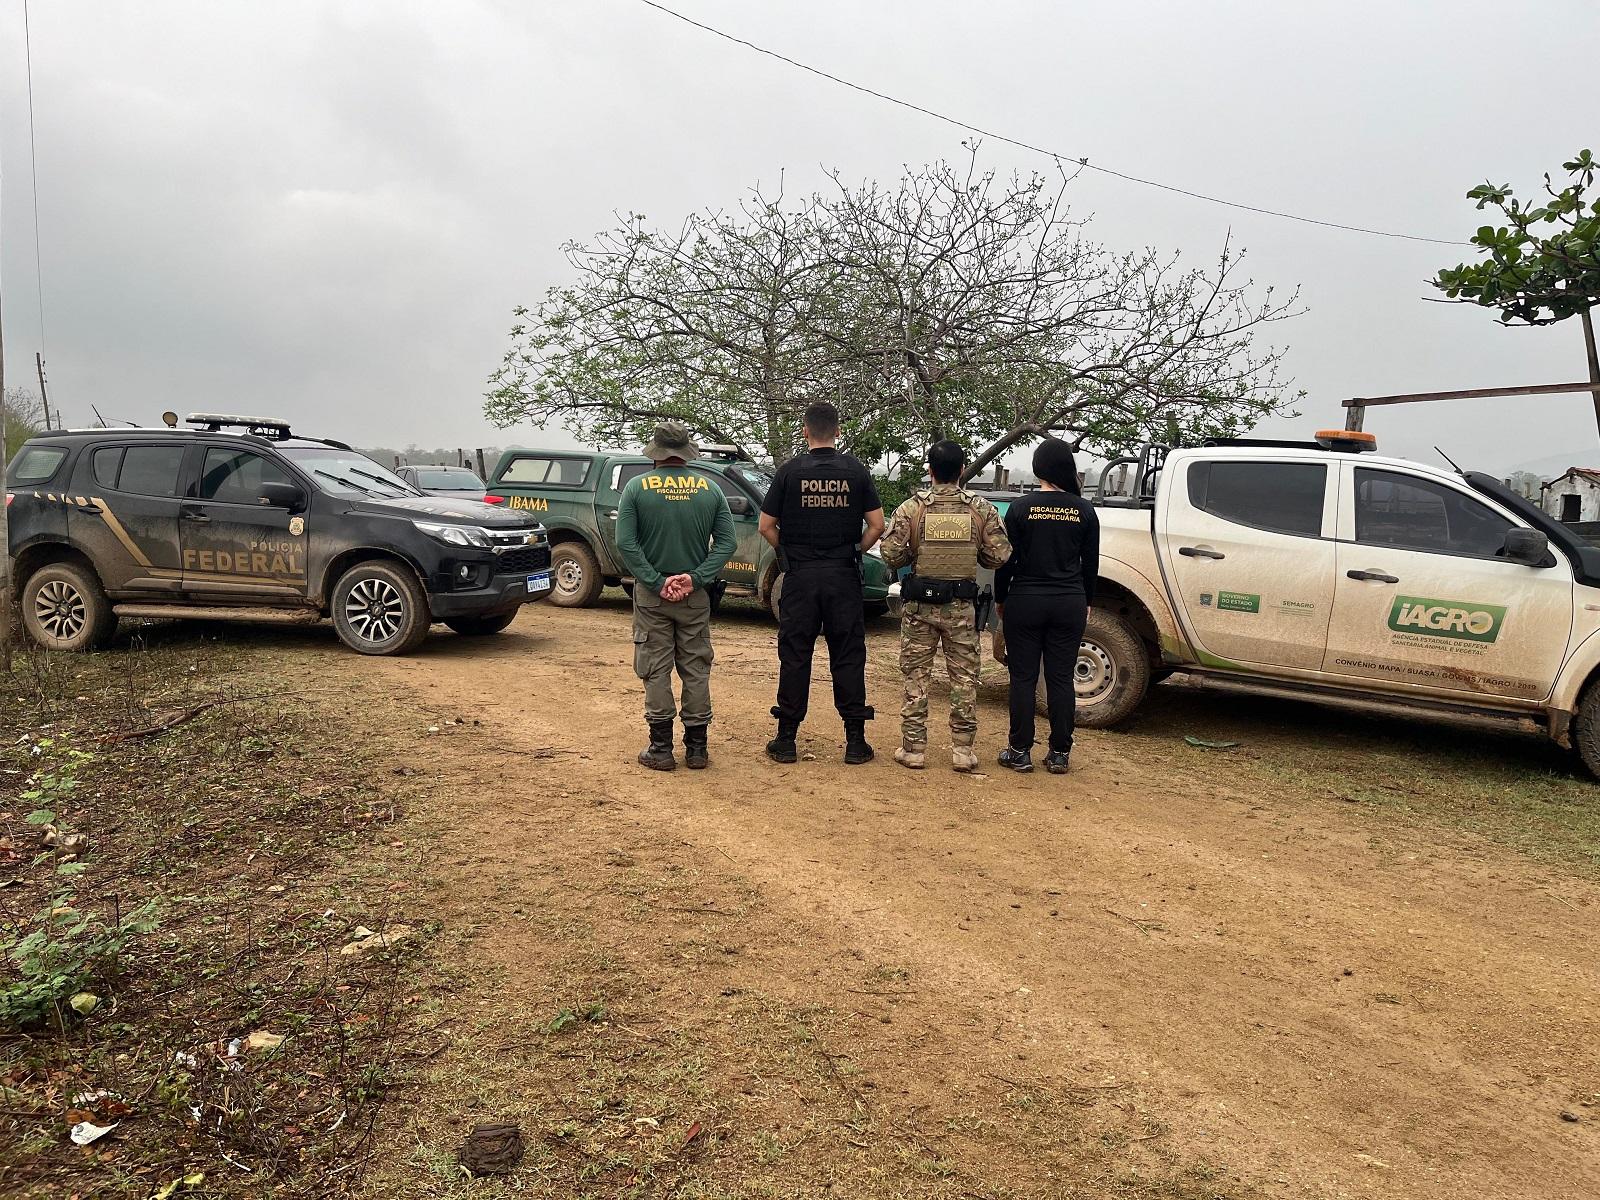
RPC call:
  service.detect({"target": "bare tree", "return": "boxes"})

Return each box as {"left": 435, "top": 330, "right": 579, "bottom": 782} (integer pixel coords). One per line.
{"left": 821, "top": 152, "right": 1302, "bottom": 480}
{"left": 3, "top": 387, "right": 45, "bottom": 462}
{"left": 487, "top": 188, "right": 861, "bottom": 464}
{"left": 487, "top": 149, "right": 1302, "bottom": 475}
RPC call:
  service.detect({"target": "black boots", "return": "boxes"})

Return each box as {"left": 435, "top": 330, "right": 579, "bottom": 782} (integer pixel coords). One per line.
{"left": 767, "top": 719, "right": 873, "bottom": 765}
{"left": 684, "top": 724, "right": 709, "bottom": 770}
{"left": 638, "top": 720, "right": 677, "bottom": 771}
{"left": 766, "top": 719, "right": 799, "bottom": 764}
{"left": 843, "top": 720, "right": 874, "bottom": 765}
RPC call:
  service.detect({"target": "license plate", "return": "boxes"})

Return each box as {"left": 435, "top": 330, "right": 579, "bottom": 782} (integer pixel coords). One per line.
{"left": 527, "top": 572, "right": 552, "bottom": 593}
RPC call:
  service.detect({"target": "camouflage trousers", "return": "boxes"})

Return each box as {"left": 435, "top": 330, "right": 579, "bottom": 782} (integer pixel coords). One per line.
{"left": 899, "top": 600, "right": 980, "bottom": 749}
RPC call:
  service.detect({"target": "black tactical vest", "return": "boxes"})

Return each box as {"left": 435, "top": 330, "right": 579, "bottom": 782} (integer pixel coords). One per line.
{"left": 780, "top": 448, "right": 869, "bottom": 564}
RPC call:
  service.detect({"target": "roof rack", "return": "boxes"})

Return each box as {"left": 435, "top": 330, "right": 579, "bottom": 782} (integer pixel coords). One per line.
{"left": 1200, "top": 436, "right": 1324, "bottom": 450}
{"left": 699, "top": 443, "right": 752, "bottom": 462}
{"left": 186, "top": 412, "right": 293, "bottom": 438}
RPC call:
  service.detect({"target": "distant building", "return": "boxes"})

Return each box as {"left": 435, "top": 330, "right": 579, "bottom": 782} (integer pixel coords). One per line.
{"left": 1540, "top": 468, "right": 1600, "bottom": 523}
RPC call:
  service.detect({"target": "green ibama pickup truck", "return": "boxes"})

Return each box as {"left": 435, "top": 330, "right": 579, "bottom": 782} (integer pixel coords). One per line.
{"left": 483, "top": 445, "right": 892, "bottom": 616}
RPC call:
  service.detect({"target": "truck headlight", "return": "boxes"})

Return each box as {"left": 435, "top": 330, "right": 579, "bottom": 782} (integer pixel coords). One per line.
{"left": 413, "top": 520, "right": 492, "bottom": 548}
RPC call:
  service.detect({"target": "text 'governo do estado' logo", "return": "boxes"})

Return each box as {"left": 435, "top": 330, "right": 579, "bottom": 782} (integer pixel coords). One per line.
{"left": 1386, "top": 595, "right": 1507, "bottom": 643}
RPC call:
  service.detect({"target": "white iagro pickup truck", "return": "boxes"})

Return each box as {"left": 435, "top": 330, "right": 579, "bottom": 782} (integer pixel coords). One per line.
{"left": 1063, "top": 431, "right": 1600, "bottom": 776}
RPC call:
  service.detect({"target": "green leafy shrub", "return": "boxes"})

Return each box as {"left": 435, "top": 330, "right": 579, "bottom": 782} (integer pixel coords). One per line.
{"left": 1, "top": 898, "right": 160, "bottom": 1030}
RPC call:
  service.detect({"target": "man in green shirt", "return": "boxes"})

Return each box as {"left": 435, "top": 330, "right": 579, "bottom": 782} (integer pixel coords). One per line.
{"left": 616, "top": 423, "right": 737, "bottom": 771}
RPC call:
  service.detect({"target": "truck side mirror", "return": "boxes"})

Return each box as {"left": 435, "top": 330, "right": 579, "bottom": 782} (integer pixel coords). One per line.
{"left": 726, "top": 495, "right": 752, "bottom": 516}
{"left": 1502, "top": 527, "right": 1550, "bottom": 567}
{"left": 259, "top": 481, "right": 307, "bottom": 513}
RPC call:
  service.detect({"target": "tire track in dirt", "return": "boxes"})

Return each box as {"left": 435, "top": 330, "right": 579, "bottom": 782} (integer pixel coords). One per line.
{"left": 312, "top": 600, "right": 1598, "bottom": 1198}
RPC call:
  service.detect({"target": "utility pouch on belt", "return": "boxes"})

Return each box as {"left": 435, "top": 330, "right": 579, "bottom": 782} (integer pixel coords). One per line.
{"left": 903, "top": 575, "right": 979, "bottom": 605}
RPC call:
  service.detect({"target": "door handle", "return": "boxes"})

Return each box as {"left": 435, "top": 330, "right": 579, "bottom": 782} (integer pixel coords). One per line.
{"left": 1178, "top": 545, "right": 1226, "bottom": 560}
{"left": 605, "top": 511, "right": 618, "bottom": 521}
{"left": 75, "top": 502, "right": 102, "bottom": 514}
{"left": 1346, "top": 569, "right": 1399, "bottom": 584}
{"left": 181, "top": 510, "right": 212, "bottom": 524}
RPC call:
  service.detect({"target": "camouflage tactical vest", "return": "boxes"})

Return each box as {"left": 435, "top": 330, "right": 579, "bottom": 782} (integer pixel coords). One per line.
{"left": 911, "top": 487, "right": 982, "bottom": 582}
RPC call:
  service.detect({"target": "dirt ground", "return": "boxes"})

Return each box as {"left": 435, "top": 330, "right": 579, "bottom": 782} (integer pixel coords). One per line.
{"left": 255, "top": 594, "right": 1600, "bottom": 1198}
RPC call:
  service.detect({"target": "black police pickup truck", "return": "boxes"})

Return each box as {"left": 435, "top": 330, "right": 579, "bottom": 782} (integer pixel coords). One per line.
{"left": 4, "top": 414, "right": 552, "bottom": 655}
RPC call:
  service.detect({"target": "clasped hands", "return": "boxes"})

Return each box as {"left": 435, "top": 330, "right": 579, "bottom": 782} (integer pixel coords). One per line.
{"left": 658, "top": 574, "right": 695, "bottom": 603}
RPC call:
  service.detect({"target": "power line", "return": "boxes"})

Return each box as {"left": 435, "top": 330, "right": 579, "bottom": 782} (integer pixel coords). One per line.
{"left": 23, "top": 0, "right": 47, "bottom": 355}
{"left": 636, "top": 0, "right": 1468, "bottom": 247}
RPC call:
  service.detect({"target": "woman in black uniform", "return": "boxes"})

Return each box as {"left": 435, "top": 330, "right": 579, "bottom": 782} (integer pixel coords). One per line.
{"left": 993, "top": 438, "right": 1099, "bottom": 774}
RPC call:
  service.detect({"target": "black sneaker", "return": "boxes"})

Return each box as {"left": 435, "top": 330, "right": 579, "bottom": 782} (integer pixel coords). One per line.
{"left": 1044, "top": 750, "right": 1070, "bottom": 775}
{"left": 997, "top": 746, "right": 1033, "bottom": 773}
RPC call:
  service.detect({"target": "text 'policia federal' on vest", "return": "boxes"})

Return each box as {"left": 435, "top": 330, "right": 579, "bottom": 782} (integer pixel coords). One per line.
{"left": 799, "top": 478, "right": 855, "bottom": 507}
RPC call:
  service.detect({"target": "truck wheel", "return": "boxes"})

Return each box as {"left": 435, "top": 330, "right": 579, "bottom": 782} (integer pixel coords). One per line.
{"left": 864, "top": 601, "right": 889, "bottom": 620}
{"left": 331, "top": 560, "right": 431, "bottom": 655}
{"left": 1571, "top": 683, "right": 1600, "bottom": 780}
{"left": 1072, "top": 610, "right": 1152, "bottom": 729}
{"left": 550, "top": 543, "right": 603, "bottom": 608}
{"left": 764, "top": 570, "right": 785, "bottom": 619}
{"left": 21, "top": 562, "right": 118, "bottom": 652}
{"left": 445, "top": 611, "right": 518, "bottom": 636}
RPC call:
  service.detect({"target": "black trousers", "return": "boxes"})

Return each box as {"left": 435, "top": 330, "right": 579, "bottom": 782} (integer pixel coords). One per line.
{"left": 774, "top": 564, "right": 874, "bottom": 724}
{"left": 1004, "top": 590, "right": 1088, "bottom": 753}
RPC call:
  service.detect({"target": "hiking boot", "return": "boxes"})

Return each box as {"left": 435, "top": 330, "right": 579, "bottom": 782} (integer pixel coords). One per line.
{"left": 638, "top": 720, "right": 677, "bottom": 771}
{"left": 997, "top": 745, "right": 1033, "bottom": 773}
{"left": 951, "top": 745, "right": 979, "bottom": 773}
{"left": 843, "top": 720, "right": 875, "bottom": 765}
{"left": 766, "top": 719, "right": 799, "bottom": 764}
{"left": 893, "top": 744, "right": 926, "bottom": 770}
{"left": 1044, "top": 750, "right": 1070, "bottom": 775}
{"left": 684, "top": 724, "right": 710, "bottom": 770}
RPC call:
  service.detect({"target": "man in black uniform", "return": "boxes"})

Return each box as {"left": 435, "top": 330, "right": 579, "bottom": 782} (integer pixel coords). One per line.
{"left": 760, "top": 401, "right": 886, "bottom": 765}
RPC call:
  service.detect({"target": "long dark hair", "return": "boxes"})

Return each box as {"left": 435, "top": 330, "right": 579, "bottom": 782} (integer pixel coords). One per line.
{"left": 1032, "top": 437, "right": 1081, "bottom": 495}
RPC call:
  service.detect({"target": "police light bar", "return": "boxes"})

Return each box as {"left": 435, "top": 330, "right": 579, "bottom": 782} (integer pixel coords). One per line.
{"left": 1314, "top": 429, "right": 1378, "bottom": 453}
{"left": 186, "top": 413, "right": 293, "bottom": 437}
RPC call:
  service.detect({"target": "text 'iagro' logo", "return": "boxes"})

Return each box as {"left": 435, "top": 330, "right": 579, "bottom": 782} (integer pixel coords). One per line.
{"left": 1386, "top": 595, "right": 1506, "bottom": 643}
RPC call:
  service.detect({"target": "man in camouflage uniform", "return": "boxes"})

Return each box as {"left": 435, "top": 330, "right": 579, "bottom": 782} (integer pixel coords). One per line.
{"left": 879, "top": 441, "right": 1011, "bottom": 771}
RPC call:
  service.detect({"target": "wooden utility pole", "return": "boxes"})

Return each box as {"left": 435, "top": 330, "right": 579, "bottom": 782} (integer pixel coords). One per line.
{"left": 35, "top": 351, "right": 51, "bottom": 431}
{"left": 1583, "top": 308, "right": 1600, "bottom": 435}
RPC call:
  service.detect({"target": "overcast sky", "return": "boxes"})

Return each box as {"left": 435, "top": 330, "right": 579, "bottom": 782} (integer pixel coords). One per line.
{"left": 2, "top": 0, "right": 1597, "bottom": 474}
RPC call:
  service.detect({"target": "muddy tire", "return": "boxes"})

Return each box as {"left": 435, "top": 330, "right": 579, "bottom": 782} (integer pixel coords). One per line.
{"left": 1571, "top": 683, "right": 1600, "bottom": 779}
{"left": 763, "top": 569, "right": 784, "bottom": 620}
{"left": 549, "top": 542, "right": 603, "bottom": 608}
{"left": 1072, "top": 610, "right": 1152, "bottom": 729}
{"left": 20, "top": 561, "right": 118, "bottom": 652}
{"left": 331, "top": 560, "right": 431, "bottom": 655}
{"left": 444, "top": 611, "right": 518, "bottom": 637}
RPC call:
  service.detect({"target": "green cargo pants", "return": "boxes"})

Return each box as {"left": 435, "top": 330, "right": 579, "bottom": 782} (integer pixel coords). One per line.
{"left": 632, "top": 587, "right": 714, "bottom": 726}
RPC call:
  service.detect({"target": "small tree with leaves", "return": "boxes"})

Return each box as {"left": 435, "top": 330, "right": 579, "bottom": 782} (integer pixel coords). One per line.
{"left": 1432, "top": 150, "right": 1600, "bottom": 424}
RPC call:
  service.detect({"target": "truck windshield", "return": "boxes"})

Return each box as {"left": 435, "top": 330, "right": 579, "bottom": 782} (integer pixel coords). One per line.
{"left": 729, "top": 464, "right": 774, "bottom": 499}
{"left": 280, "top": 448, "right": 418, "bottom": 498}
{"left": 415, "top": 468, "right": 484, "bottom": 489}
